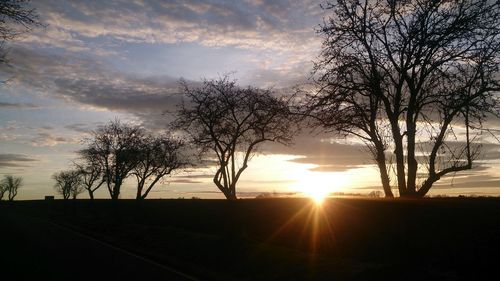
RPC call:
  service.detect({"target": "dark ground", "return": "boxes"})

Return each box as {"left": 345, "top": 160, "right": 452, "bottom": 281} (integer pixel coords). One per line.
{"left": 1, "top": 198, "right": 499, "bottom": 280}
{"left": 0, "top": 205, "right": 199, "bottom": 281}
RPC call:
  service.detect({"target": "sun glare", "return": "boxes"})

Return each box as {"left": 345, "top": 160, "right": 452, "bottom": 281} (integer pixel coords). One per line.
{"left": 309, "top": 188, "right": 329, "bottom": 205}
{"left": 304, "top": 180, "right": 333, "bottom": 205}
{"left": 289, "top": 168, "right": 349, "bottom": 204}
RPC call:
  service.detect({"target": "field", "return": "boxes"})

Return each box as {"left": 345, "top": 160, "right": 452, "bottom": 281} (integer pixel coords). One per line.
{"left": 2, "top": 198, "right": 500, "bottom": 280}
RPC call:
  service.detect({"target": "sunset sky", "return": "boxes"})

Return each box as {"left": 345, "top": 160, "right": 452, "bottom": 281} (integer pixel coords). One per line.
{"left": 1, "top": 0, "right": 499, "bottom": 200}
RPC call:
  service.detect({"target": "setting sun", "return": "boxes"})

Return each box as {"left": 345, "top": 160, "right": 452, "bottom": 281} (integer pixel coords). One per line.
{"left": 302, "top": 176, "right": 332, "bottom": 204}
{"left": 303, "top": 181, "right": 332, "bottom": 205}
{"left": 289, "top": 168, "right": 349, "bottom": 203}
{"left": 308, "top": 188, "right": 329, "bottom": 205}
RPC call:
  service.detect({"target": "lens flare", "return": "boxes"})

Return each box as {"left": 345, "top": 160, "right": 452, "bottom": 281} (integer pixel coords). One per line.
{"left": 307, "top": 187, "right": 330, "bottom": 205}
{"left": 289, "top": 170, "right": 348, "bottom": 203}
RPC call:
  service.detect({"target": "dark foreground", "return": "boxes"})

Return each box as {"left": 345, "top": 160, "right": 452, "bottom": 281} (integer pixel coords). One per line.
{"left": 1, "top": 198, "right": 499, "bottom": 280}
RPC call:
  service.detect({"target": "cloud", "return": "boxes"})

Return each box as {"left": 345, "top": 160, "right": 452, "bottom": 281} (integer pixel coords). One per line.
{"left": 0, "top": 102, "right": 39, "bottom": 109}
{"left": 30, "top": 132, "right": 70, "bottom": 147}
{"left": 247, "top": 60, "right": 313, "bottom": 88}
{"left": 0, "top": 154, "right": 37, "bottom": 168}
{"left": 168, "top": 179, "right": 203, "bottom": 184}
{"left": 24, "top": 0, "right": 323, "bottom": 52}
{"left": 262, "top": 133, "right": 374, "bottom": 171}
{"left": 0, "top": 121, "right": 22, "bottom": 141}
{"left": 64, "top": 123, "right": 101, "bottom": 133}
{"left": 29, "top": 126, "right": 77, "bottom": 147}
{"left": 433, "top": 173, "right": 500, "bottom": 189}
{"left": 1, "top": 47, "right": 182, "bottom": 128}
{"left": 11, "top": 0, "right": 323, "bottom": 89}
{"left": 52, "top": 75, "right": 182, "bottom": 112}
{"left": 1, "top": 46, "right": 310, "bottom": 131}
{"left": 263, "top": 133, "right": 500, "bottom": 173}
{"left": 0, "top": 0, "right": 327, "bottom": 130}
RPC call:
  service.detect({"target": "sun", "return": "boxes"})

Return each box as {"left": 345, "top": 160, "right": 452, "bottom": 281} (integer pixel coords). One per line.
{"left": 303, "top": 179, "right": 333, "bottom": 205}
{"left": 289, "top": 169, "right": 348, "bottom": 204}
{"left": 307, "top": 187, "right": 330, "bottom": 205}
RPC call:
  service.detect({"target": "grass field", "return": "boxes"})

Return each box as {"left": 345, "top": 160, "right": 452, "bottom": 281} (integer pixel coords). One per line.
{"left": 2, "top": 197, "right": 500, "bottom": 280}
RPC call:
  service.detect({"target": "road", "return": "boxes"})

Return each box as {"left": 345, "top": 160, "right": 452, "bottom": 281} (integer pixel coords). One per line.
{"left": 0, "top": 211, "right": 200, "bottom": 281}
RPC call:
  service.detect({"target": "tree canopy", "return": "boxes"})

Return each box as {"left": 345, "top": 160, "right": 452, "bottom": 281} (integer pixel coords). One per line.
{"left": 81, "top": 120, "right": 144, "bottom": 200}
{"left": 52, "top": 170, "right": 83, "bottom": 200}
{"left": 0, "top": 174, "right": 23, "bottom": 201}
{"left": 173, "top": 77, "right": 296, "bottom": 199}
{"left": 132, "top": 134, "right": 187, "bottom": 200}
{"left": 306, "top": 0, "right": 500, "bottom": 197}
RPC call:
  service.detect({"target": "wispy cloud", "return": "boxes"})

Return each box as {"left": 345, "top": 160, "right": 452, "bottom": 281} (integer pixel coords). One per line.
{"left": 30, "top": 132, "right": 70, "bottom": 147}
{"left": 24, "top": 0, "right": 323, "bottom": 52}
{"left": 2, "top": 47, "right": 182, "bottom": 124}
{"left": 29, "top": 126, "right": 78, "bottom": 147}
{"left": 11, "top": 0, "right": 321, "bottom": 89}
{"left": 0, "top": 154, "right": 37, "bottom": 168}
{"left": 64, "top": 123, "right": 100, "bottom": 133}
{"left": 0, "top": 102, "right": 39, "bottom": 109}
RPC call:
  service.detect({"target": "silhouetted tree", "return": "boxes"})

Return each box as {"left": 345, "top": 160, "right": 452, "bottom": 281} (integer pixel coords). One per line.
{"left": 173, "top": 77, "right": 295, "bottom": 200}
{"left": 133, "top": 134, "right": 187, "bottom": 200}
{"left": 75, "top": 152, "right": 105, "bottom": 200}
{"left": 52, "top": 170, "right": 83, "bottom": 200}
{"left": 0, "top": 175, "right": 22, "bottom": 201}
{"left": 0, "top": 180, "right": 6, "bottom": 200}
{"left": 82, "top": 120, "right": 144, "bottom": 200}
{"left": 306, "top": 0, "right": 500, "bottom": 197}
{"left": 0, "top": 0, "right": 42, "bottom": 65}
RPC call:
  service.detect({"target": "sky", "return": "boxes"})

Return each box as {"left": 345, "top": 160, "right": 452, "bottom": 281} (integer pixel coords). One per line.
{"left": 0, "top": 0, "right": 499, "bottom": 200}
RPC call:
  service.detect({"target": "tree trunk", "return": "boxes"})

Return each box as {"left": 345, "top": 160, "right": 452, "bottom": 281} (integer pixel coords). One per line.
{"left": 406, "top": 120, "right": 418, "bottom": 196}
{"left": 88, "top": 190, "right": 94, "bottom": 200}
{"left": 374, "top": 141, "right": 394, "bottom": 198}
{"left": 214, "top": 173, "right": 237, "bottom": 200}
{"left": 111, "top": 187, "right": 120, "bottom": 200}
{"left": 220, "top": 186, "right": 237, "bottom": 200}
{"left": 418, "top": 176, "right": 437, "bottom": 197}
{"left": 390, "top": 121, "right": 407, "bottom": 196}
{"left": 140, "top": 176, "right": 162, "bottom": 200}
{"left": 136, "top": 187, "right": 143, "bottom": 200}
{"left": 111, "top": 180, "right": 121, "bottom": 200}
{"left": 376, "top": 158, "right": 393, "bottom": 198}
{"left": 225, "top": 193, "right": 237, "bottom": 200}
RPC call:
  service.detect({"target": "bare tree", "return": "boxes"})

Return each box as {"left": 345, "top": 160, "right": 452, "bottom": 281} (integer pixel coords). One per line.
{"left": 0, "top": 180, "right": 6, "bottom": 200}
{"left": 133, "top": 134, "right": 187, "bottom": 200}
{"left": 173, "top": 77, "right": 295, "bottom": 200}
{"left": 0, "top": 175, "right": 22, "bottom": 201}
{"left": 75, "top": 152, "right": 105, "bottom": 200}
{"left": 82, "top": 120, "right": 144, "bottom": 200}
{"left": 0, "top": 0, "right": 42, "bottom": 65}
{"left": 52, "top": 170, "right": 83, "bottom": 200}
{"left": 306, "top": 0, "right": 500, "bottom": 197}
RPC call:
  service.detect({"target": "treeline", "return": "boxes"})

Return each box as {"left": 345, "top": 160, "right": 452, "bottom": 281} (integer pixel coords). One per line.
{"left": 51, "top": 76, "right": 296, "bottom": 200}
{"left": 53, "top": 121, "right": 188, "bottom": 200}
